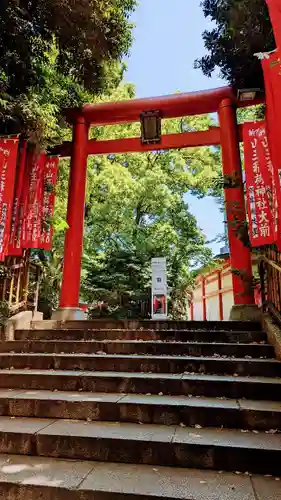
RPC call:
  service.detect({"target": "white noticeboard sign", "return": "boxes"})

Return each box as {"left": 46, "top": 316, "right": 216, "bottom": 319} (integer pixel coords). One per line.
{"left": 151, "top": 257, "right": 168, "bottom": 319}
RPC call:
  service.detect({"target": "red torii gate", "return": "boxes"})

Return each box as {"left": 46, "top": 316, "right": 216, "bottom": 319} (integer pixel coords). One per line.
{"left": 54, "top": 86, "right": 263, "bottom": 320}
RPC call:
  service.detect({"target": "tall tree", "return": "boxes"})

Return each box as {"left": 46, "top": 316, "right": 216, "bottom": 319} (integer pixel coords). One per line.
{"left": 0, "top": 1, "right": 136, "bottom": 141}
{"left": 195, "top": 0, "right": 275, "bottom": 89}
{"left": 1, "top": 0, "right": 136, "bottom": 95}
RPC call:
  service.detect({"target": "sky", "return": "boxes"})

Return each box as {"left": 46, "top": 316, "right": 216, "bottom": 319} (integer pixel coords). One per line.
{"left": 124, "top": 0, "right": 225, "bottom": 254}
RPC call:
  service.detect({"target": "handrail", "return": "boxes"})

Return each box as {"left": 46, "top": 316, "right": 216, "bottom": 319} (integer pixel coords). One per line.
{"left": 259, "top": 255, "right": 281, "bottom": 274}
{"left": 0, "top": 252, "right": 42, "bottom": 316}
{"left": 259, "top": 250, "right": 281, "bottom": 326}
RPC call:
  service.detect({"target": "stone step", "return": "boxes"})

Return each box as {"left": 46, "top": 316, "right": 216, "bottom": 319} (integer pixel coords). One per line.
{"left": 30, "top": 319, "right": 262, "bottom": 332}
{"left": 0, "top": 340, "right": 274, "bottom": 358}
{"left": 0, "top": 416, "right": 280, "bottom": 474}
{"left": 0, "top": 454, "right": 278, "bottom": 500}
{"left": 1, "top": 389, "right": 281, "bottom": 430}
{"left": 0, "top": 353, "right": 279, "bottom": 377}
{"left": 15, "top": 328, "right": 266, "bottom": 343}
{"left": 0, "top": 369, "right": 281, "bottom": 400}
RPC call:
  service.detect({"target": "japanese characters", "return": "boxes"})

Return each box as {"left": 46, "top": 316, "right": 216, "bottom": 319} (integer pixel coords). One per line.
{"left": 243, "top": 123, "right": 275, "bottom": 247}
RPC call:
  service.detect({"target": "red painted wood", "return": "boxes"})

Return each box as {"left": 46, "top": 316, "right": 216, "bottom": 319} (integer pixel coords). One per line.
{"left": 266, "top": 0, "right": 281, "bottom": 53}
{"left": 58, "top": 129, "right": 221, "bottom": 158}
{"left": 202, "top": 278, "right": 207, "bottom": 321}
{"left": 218, "top": 271, "right": 224, "bottom": 321}
{"left": 219, "top": 99, "right": 254, "bottom": 306}
{"left": 193, "top": 287, "right": 233, "bottom": 303}
{"left": 66, "top": 87, "right": 264, "bottom": 125}
{"left": 60, "top": 117, "right": 89, "bottom": 309}
{"left": 54, "top": 124, "right": 246, "bottom": 159}
{"left": 88, "top": 128, "right": 221, "bottom": 155}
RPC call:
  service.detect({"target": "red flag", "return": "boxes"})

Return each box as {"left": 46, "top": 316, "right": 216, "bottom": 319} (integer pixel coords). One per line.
{"left": 266, "top": 0, "right": 281, "bottom": 52}
{"left": 262, "top": 50, "right": 281, "bottom": 248}
{"left": 22, "top": 153, "right": 45, "bottom": 249}
{"left": 8, "top": 140, "right": 27, "bottom": 256}
{"left": 0, "top": 137, "right": 19, "bottom": 260}
{"left": 39, "top": 156, "right": 59, "bottom": 251}
{"left": 243, "top": 122, "right": 275, "bottom": 247}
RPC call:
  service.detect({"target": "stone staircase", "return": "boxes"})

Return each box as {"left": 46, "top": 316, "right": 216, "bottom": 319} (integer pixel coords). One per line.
{"left": 0, "top": 320, "right": 280, "bottom": 498}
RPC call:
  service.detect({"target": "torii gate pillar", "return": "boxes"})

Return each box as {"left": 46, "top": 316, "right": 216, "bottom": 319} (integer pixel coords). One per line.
{"left": 219, "top": 99, "right": 257, "bottom": 320}
{"left": 53, "top": 116, "right": 89, "bottom": 320}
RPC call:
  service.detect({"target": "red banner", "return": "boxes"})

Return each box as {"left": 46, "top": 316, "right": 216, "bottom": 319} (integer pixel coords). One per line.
{"left": 22, "top": 153, "right": 45, "bottom": 249}
{"left": 8, "top": 140, "right": 27, "bottom": 256}
{"left": 39, "top": 156, "right": 59, "bottom": 251}
{"left": 243, "top": 122, "right": 275, "bottom": 247}
{"left": 266, "top": 0, "right": 281, "bottom": 52}
{"left": 16, "top": 149, "right": 32, "bottom": 251}
{"left": 262, "top": 50, "right": 281, "bottom": 248}
{"left": 0, "top": 138, "right": 19, "bottom": 260}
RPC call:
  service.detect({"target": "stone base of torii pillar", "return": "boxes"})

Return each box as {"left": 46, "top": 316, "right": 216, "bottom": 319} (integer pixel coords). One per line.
{"left": 229, "top": 304, "right": 262, "bottom": 322}
{"left": 51, "top": 307, "right": 86, "bottom": 321}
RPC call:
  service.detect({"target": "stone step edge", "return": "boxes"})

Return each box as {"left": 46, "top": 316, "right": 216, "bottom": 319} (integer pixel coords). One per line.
{"left": 1, "top": 370, "right": 281, "bottom": 401}
{"left": 17, "top": 327, "right": 264, "bottom": 332}
{"left": 0, "top": 353, "right": 277, "bottom": 363}
{"left": 1, "top": 416, "right": 281, "bottom": 449}
{"left": 28, "top": 319, "right": 262, "bottom": 328}
{"left": 0, "top": 454, "right": 277, "bottom": 500}
{"left": 0, "top": 369, "right": 280, "bottom": 383}
{"left": 1, "top": 389, "right": 281, "bottom": 430}
{"left": 15, "top": 330, "right": 265, "bottom": 339}
{"left": 0, "top": 417, "right": 281, "bottom": 476}
{"left": 1, "top": 340, "right": 272, "bottom": 345}
{"left": 1, "top": 388, "right": 281, "bottom": 412}
{"left": 15, "top": 331, "right": 266, "bottom": 343}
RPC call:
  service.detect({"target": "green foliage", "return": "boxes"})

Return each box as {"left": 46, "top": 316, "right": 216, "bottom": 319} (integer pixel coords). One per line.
{"left": 0, "top": 0, "right": 136, "bottom": 95}
{"left": 237, "top": 105, "right": 265, "bottom": 124}
{"left": 0, "top": 1, "right": 136, "bottom": 144}
{"left": 195, "top": 0, "right": 275, "bottom": 89}
{"left": 0, "top": 54, "right": 127, "bottom": 147}
{"left": 85, "top": 249, "right": 151, "bottom": 319}
{"left": 31, "top": 250, "right": 62, "bottom": 319}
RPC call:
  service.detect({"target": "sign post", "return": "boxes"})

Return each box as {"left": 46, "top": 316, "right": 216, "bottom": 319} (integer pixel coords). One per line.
{"left": 151, "top": 257, "right": 168, "bottom": 320}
